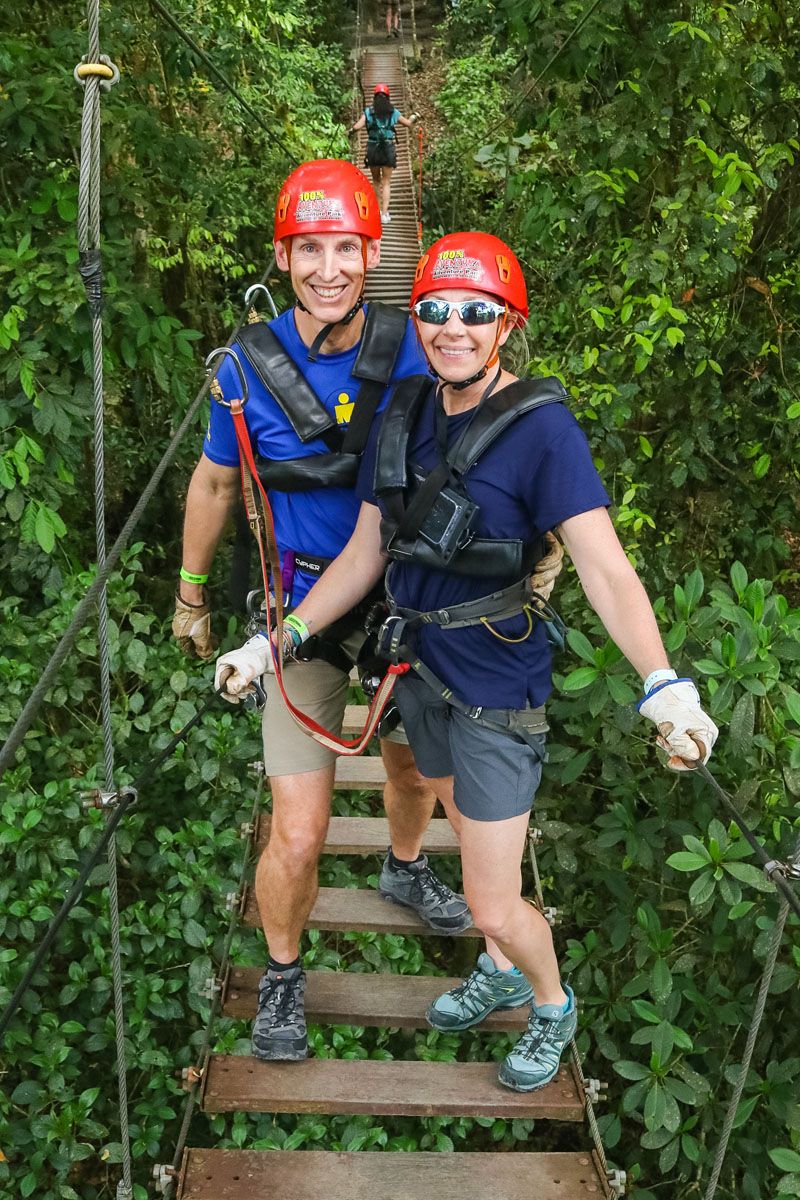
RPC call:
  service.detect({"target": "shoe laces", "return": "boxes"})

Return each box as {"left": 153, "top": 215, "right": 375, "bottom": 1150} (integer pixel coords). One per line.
{"left": 411, "top": 862, "right": 454, "bottom": 907}
{"left": 260, "top": 974, "right": 300, "bottom": 1022}
{"left": 517, "top": 1013, "right": 563, "bottom": 1062}
{"left": 452, "top": 965, "right": 494, "bottom": 1005}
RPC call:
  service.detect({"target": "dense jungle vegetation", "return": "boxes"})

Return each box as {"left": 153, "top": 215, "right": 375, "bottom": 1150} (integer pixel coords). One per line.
{"left": 1, "top": 1, "right": 799, "bottom": 1197}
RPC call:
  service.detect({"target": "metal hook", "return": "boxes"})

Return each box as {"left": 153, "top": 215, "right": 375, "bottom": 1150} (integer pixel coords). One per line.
{"left": 204, "top": 347, "right": 249, "bottom": 408}
{"left": 244, "top": 283, "right": 279, "bottom": 320}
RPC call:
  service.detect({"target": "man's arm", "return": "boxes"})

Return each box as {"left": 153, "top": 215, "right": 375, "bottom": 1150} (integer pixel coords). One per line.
{"left": 172, "top": 455, "right": 240, "bottom": 660}
{"left": 179, "top": 455, "right": 240, "bottom": 602}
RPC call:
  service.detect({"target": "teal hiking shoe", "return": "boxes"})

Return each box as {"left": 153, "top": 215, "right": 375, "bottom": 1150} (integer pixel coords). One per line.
{"left": 426, "top": 952, "right": 534, "bottom": 1031}
{"left": 498, "top": 983, "right": 577, "bottom": 1092}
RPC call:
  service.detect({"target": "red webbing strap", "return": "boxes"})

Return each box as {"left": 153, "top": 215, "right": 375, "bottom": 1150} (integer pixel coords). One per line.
{"left": 229, "top": 400, "right": 408, "bottom": 754}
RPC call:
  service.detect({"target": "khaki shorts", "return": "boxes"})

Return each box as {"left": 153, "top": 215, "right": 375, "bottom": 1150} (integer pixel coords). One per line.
{"left": 261, "top": 629, "right": 407, "bottom": 776}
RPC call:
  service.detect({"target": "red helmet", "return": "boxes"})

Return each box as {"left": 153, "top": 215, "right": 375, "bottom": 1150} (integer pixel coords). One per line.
{"left": 274, "top": 159, "right": 381, "bottom": 243}
{"left": 374, "top": 83, "right": 390, "bottom": 96}
{"left": 411, "top": 232, "right": 528, "bottom": 325}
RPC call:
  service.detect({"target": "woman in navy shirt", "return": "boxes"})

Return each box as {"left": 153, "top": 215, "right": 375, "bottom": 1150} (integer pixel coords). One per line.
{"left": 219, "top": 232, "right": 719, "bottom": 1093}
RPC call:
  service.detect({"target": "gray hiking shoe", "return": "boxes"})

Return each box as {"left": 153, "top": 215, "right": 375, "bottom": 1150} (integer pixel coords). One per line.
{"left": 251, "top": 965, "right": 307, "bottom": 1062}
{"left": 379, "top": 852, "right": 472, "bottom": 933}
{"left": 498, "top": 983, "right": 577, "bottom": 1092}
{"left": 426, "top": 952, "right": 534, "bottom": 1031}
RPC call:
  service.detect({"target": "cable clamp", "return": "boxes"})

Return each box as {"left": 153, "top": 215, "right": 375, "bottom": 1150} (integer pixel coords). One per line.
{"left": 764, "top": 858, "right": 800, "bottom": 882}
{"left": 542, "top": 905, "right": 559, "bottom": 927}
{"left": 249, "top": 760, "right": 266, "bottom": 775}
{"left": 583, "top": 1077, "right": 607, "bottom": 1105}
{"left": 152, "top": 1164, "right": 177, "bottom": 1194}
{"left": 179, "top": 1065, "right": 205, "bottom": 1091}
{"left": 81, "top": 785, "right": 137, "bottom": 811}
{"left": 606, "top": 1168, "right": 627, "bottom": 1197}
{"left": 74, "top": 55, "right": 120, "bottom": 91}
{"left": 225, "top": 890, "right": 241, "bottom": 912}
{"left": 528, "top": 826, "right": 543, "bottom": 846}
{"left": 198, "top": 976, "right": 222, "bottom": 1001}
{"left": 239, "top": 821, "right": 255, "bottom": 839}
{"left": 115, "top": 1183, "right": 134, "bottom": 1200}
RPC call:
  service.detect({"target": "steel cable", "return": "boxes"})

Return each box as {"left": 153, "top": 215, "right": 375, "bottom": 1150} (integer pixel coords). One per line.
{"left": 703, "top": 834, "right": 800, "bottom": 1199}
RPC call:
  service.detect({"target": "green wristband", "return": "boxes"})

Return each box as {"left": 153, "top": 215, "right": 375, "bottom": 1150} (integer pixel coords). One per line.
{"left": 284, "top": 613, "right": 310, "bottom": 645}
{"left": 180, "top": 567, "right": 208, "bottom": 585}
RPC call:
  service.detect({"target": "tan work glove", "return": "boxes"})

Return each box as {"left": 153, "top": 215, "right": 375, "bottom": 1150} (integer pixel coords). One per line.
{"left": 173, "top": 591, "right": 215, "bottom": 660}
{"left": 639, "top": 680, "right": 719, "bottom": 772}
{"left": 530, "top": 531, "right": 564, "bottom": 606}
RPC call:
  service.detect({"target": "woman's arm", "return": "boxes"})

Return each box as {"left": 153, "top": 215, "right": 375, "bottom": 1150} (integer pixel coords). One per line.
{"left": 558, "top": 507, "right": 670, "bottom": 680}
{"left": 396, "top": 113, "right": 419, "bottom": 127}
{"left": 349, "top": 113, "right": 367, "bottom": 132}
{"left": 292, "top": 502, "right": 387, "bottom": 634}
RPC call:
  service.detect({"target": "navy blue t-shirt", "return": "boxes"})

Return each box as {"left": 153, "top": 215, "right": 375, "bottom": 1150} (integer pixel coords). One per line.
{"left": 357, "top": 381, "right": 610, "bottom": 708}
{"left": 204, "top": 307, "right": 429, "bottom": 602}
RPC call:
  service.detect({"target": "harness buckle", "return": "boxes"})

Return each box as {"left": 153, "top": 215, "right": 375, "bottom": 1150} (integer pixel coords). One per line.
{"left": 376, "top": 614, "right": 407, "bottom": 663}
{"left": 466, "top": 705, "right": 483, "bottom": 719}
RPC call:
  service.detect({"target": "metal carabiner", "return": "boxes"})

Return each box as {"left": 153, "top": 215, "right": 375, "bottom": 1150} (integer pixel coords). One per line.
{"left": 244, "top": 283, "right": 279, "bottom": 320}
{"left": 204, "top": 346, "right": 249, "bottom": 409}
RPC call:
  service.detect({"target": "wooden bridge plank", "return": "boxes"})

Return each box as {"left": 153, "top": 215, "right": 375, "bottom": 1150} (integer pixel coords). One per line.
{"left": 242, "top": 885, "right": 479, "bottom": 936}
{"left": 255, "top": 813, "right": 460, "bottom": 855}
{"left": 201, "top": 1057, "right": 584, "bottom": 1120}
{"left": 334, "top": 755, "right": 387, "bottom": 789}
{"left": 222, "top": 967, "right": 528, "bottom": 1030}
{"left": 178, "top": 1149, "right": 607, "bottom": 1200}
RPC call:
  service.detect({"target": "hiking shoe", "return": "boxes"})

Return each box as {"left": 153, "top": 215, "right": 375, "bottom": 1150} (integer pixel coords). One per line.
{"left": 381, "top": 210, "right": 392, "bottom": 223}
{"left": 498, "top": 984, "right": 577, "bottom": 1092}
{"left": 251, "top": 965, "right": 307, "bottom": 1062}
{"left": 379, "top": 852, "right": 472, "bottom": 932}
{"left": 427, "top": 952, "right": 534, "bottom": 1030}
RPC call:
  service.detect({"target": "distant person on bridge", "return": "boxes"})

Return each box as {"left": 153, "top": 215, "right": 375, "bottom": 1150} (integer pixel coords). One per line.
{"left": 221, "top": 230, "right": 719, "bottom": 1092}
{"left": 176, "top": 160, "right": 473, "bottom": 1063}
{"left": 385, "top": 0, "right": 400, "bottom": 37}
{"left": 349, "top": 84, "right": 419, "bottom": 224}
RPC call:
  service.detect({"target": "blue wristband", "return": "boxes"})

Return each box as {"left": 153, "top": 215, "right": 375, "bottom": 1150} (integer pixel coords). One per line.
{"left": 636, "top": 677, "right": 696, "bottom": 712}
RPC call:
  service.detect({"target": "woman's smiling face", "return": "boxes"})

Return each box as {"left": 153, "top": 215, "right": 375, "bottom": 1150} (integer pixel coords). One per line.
{"left": 414, "top": 288, "right": 513, "bottom": 384}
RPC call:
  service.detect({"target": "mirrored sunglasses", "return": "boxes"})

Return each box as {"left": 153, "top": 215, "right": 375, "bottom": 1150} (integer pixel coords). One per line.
{"left": 412, "top": 298, "right": 507, "bottom": 326}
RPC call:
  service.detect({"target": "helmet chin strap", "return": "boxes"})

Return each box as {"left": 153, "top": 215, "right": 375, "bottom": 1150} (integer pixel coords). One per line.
{"left": 417, "top": 309, "right": 510, "bottom": 390}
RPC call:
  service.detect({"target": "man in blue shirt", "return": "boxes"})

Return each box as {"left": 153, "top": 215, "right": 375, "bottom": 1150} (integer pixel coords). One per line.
{"left": 178, "top": 161, "right": 471, "bottom": 1063}
{"left": 221, "top": 230, "right": 719, "bottom": 1094}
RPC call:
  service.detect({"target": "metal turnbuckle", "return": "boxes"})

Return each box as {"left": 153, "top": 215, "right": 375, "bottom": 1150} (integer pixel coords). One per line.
{"left": 179, "top": 1065, "right": 204, "bottom": 1091}
{"left": 152, "top": 1164, "right": 177, "bottom": 1194}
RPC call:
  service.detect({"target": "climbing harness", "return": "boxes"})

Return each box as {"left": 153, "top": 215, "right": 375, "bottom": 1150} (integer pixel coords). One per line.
{"left": 206, "top": 347, "right": 409, "bottom": 754}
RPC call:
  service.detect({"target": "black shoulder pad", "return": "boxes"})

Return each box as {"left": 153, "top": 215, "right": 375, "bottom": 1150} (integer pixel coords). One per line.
{"left": 373, "top": 374, "right": 432, "bottom": 495}
{"left": 353, "top": 303, "right": 409, "bottom": 383}
{"left": 237, "top": 324, "right": 337, "bottom": 445}
{"left": 450, "top": 377, "right": 567, "bottom": 476}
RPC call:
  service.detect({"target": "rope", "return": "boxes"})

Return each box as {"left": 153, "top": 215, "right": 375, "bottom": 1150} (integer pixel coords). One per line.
{"left": 75, "top": 6, "right": 133, "bottom": 1192}
{"left": 0, "top": 689, "right": 226, "bottom": 1040}
{"left": 0, "top": 261, "right": 274, "bottom": 781}
{"left": 147, "top": 0, "right": 294, "bottom": 160}
{"left": 163, "top": 769, "right": 265, "bottom": 1193}
{"left": 703, "top": 831, "right": 800, "bottom": 1199}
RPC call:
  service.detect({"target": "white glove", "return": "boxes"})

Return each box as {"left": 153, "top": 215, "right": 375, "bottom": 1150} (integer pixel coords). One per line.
{"left": 639, "top": 680, "right": 719, "bottom": 772}
{"left": 214, "top": 635, "right": 275, "bottom": 703}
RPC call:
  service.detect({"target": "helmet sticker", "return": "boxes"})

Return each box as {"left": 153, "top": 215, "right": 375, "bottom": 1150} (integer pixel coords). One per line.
{"left": 295, "top": 191, "right": 345, "bottom": 223}
{"left": 414, "top": 254, "right": 429, "bottom": 282}
{"left": 431, "top": 250, "right": 484, "bottom": 281}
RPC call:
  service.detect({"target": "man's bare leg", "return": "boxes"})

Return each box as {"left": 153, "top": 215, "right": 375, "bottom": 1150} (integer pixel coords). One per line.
{"left": 255, "top": 764, "right": 335, "bottom": 961}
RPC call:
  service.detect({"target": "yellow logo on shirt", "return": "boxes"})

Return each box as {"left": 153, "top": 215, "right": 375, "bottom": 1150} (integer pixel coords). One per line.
{"left": 335, "top": 392, "right": 354, "bottom": 424}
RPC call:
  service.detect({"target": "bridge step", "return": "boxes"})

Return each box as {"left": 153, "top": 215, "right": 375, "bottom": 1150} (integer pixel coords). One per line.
{"left": 222, "top": 966, "right": 527, "bottom": 1030}
{"left": 255, "top": 813, "right": 460, "bottom": 855}
{"left": 177, "top": 1149, "right": 608, "bottom": 1199}
{"left": 242, "top": 885, "right": 479, "bottom": 936}
{"left": 334, "top": 754, "right": 387, "bottom": 789}
{"left": 200, "top": 1057, "right": 585, "bottom": 1120}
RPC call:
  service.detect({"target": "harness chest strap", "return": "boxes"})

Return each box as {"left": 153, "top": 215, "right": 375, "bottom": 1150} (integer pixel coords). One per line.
{"left": 228, "top": 396, "right": 409, "bottom": 754}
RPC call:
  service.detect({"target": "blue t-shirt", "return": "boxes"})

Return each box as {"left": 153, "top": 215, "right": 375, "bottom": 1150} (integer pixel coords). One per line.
{"left": 204, "top": 307, "right": 429, "bottom": 602}
{"left": 357, "top": 382, "right": 610, "bottom": 708}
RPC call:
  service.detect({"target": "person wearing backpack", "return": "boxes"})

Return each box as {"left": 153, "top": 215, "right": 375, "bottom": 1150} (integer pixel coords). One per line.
{"left": 349, "top": 84, "right": 419, "bottom": 223}
{"left": 217, "top": 230, "right": 719, "bottom": 1093}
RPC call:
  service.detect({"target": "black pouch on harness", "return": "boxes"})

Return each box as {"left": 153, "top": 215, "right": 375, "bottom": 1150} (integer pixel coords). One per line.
{"left": 387, "top": 463, "right": 479, "bottom": 566}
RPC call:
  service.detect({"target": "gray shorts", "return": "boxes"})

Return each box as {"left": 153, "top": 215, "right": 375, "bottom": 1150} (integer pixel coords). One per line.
{"left": 394, "top": 674, "right": 547, "bottom": 822}
{"left": 261, "top": 629, "right": 406, "bottom": 777}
